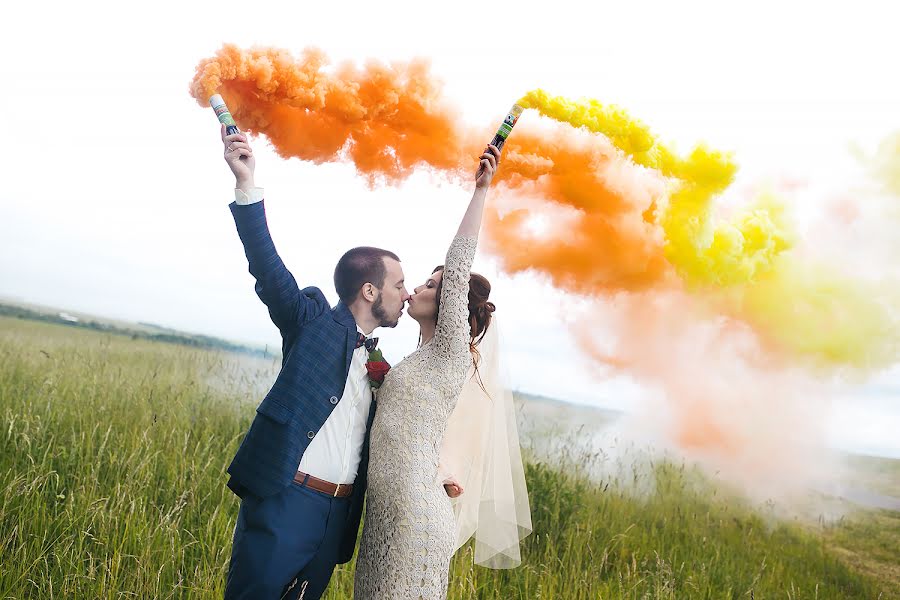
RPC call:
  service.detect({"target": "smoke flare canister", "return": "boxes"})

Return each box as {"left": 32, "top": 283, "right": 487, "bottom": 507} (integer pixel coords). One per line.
{"left": 489, "top": 104, "right": 524, "bottom": 152}
{"left": 209, "top": 94, "right": 240, "bottom": 135}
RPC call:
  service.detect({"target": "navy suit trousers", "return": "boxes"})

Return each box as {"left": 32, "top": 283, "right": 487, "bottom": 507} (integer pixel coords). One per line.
{"left": 224, "top": 481, "right": 351, "bottom": 600}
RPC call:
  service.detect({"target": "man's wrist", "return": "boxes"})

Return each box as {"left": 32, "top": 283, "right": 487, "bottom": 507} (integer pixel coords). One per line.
{"left": 235, "top": 178, "right": 256, "bottom": 193}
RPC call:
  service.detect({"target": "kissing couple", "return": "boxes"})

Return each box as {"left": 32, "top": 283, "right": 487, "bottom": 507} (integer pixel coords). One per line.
{"left": 217, "top": 118, "right": 531, "bottom": 600}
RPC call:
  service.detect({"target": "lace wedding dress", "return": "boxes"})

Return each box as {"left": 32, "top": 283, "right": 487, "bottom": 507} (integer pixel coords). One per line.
{"left": 354, "top": 236, "right": 477, "bottom": 600}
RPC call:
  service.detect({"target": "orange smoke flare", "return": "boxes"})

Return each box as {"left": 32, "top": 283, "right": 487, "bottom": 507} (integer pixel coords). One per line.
{"left": 191, "top": 44, "right": 472, "bottom": 182}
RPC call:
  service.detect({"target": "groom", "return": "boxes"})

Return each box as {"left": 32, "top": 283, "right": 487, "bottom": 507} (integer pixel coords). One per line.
{"left": 219, "top": 126, "right": 409, "bottom": 599}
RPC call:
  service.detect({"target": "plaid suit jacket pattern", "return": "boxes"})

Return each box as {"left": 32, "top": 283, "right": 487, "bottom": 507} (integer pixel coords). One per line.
{"left": 227, "top": 200, "right": 373, "bottom": 563}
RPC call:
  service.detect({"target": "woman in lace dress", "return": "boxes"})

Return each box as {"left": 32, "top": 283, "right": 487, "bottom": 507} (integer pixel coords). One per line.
{"left": 354, "top": 144, "right": 501, "bottom": 600}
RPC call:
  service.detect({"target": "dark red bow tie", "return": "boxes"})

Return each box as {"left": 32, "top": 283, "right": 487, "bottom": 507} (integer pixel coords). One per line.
{"left": 356, "top": 333, "right": 378, "bottom": 352}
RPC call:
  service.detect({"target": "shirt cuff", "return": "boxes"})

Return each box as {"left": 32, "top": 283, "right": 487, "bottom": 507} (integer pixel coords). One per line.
{"left": 234, "top": 187, "right": 264, "bottom": 205}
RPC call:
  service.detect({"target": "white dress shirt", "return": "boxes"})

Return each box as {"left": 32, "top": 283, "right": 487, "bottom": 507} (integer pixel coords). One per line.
{"left": 234, "top": 187, "right": 374, "bottom": 484}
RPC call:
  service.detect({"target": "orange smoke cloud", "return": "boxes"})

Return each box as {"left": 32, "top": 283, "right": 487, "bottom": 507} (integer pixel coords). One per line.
{"left": 190, "top": 45, "right": 675, "bottom": 293}
{"left": 573, "top": 290, "right": 829, "bottom": 498}
{"left": 191, "top": 44, "right": 471, "bottom": 182}
{"left": 483, "top": 125, "right": 675, "bottom": 294}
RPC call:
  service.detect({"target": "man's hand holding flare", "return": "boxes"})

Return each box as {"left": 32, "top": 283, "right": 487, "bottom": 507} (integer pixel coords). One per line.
{"left": 221, "top": 124, "right": 256, "bottom": 192}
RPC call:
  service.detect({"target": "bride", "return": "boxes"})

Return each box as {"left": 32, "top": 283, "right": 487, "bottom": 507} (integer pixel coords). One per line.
{"left": 353, "top": 145, "right": 531, "bottom": 599}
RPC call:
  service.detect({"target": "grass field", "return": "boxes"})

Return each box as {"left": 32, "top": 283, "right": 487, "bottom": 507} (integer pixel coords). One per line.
{"left": 1, "top": 315, "right": 898, "bottom": 598}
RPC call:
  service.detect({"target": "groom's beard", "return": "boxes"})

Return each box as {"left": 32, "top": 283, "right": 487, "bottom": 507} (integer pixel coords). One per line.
{"left": 372, "top": 295, "right": 400, "bottom": 328}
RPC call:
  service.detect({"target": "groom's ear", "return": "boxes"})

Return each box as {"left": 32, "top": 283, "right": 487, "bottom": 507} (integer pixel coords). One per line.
{"left": 360, "top": 282, "right": 378, "bottom": 303}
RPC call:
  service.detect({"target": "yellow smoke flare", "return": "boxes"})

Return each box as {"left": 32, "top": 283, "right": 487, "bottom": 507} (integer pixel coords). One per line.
{"left": 517, "top": 89, "right": 792, "bottom": 288}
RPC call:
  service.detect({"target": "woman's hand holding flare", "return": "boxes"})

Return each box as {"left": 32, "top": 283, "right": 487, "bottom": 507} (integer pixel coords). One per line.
{"left": 475, "top": 144, "right": 500, "bottom": 189}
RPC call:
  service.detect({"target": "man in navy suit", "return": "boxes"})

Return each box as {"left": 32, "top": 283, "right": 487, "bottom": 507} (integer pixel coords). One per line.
{"left": 219, "top": 126, "right": 410, "bottom": 599}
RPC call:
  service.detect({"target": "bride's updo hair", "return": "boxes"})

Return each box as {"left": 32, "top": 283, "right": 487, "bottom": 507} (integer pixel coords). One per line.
{"left": 466, "top": 273, "right": 495, "bottom": 346}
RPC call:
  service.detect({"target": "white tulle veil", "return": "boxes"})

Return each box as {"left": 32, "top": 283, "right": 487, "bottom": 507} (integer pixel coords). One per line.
{"left": 437, "top": 316, "right": 532, "bottom": 568}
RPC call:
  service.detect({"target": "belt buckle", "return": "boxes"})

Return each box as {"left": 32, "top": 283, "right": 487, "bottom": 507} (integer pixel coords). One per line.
{"left": 333, "top": 483, "right": 342, "bottom": 497}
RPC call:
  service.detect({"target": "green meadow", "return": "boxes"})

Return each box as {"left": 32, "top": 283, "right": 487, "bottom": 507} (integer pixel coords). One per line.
{"left": 1, "top": 316, "right": 898, "bottom": 598}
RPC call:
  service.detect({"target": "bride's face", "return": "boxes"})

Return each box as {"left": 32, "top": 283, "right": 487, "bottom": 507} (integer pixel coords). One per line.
{"left": 406, "top": 269, "right": 443, "bottom": 323}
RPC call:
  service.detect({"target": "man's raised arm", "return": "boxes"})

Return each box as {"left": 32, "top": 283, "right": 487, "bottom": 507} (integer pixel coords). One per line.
{"left": 221, "top": 125, "right": 325, "bottom": 336}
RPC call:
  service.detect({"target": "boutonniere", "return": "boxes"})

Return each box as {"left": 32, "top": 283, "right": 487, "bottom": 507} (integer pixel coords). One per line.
{"left": 366, "top": 348, "right": 390, "bottom": 392}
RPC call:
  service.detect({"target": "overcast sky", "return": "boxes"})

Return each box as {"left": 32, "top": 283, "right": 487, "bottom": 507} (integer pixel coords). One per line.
{"left": 2, "top": 1, "right": 899, "bottom": 454}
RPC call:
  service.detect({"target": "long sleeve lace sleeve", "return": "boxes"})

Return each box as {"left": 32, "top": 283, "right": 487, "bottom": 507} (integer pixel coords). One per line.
{"left": 428, "top": 236, "right": 478, "bottom": 374}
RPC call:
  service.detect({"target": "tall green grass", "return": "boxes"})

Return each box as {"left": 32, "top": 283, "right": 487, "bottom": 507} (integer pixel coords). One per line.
{"left": 0, "top": 317, "right": 888, "bottom": 598}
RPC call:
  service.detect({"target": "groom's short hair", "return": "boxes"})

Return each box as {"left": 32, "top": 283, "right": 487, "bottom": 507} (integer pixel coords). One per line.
{"left": 334, "top": 247, "right": 400, "bottom": 304}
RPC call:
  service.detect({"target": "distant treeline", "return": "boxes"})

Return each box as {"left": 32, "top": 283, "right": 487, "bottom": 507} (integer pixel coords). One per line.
{"left": 0, "top": 303, "right": 277, "bottom": 359}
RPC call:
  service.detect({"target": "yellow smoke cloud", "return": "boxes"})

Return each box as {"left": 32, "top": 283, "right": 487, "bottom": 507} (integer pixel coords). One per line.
{"left": 732, "top": 260, "right": 898, "bottom": 368}
{"left": 517, "top": 89, "right": 791, "bottom": 288}
{"left": 869, "top": 132, "right": 900, "bottom": 197}
{"left": 517, "top": 89, "right": 897, "bottom": 369}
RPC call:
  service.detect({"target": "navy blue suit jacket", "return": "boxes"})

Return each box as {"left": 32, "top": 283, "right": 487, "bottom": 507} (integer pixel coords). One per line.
{"left": 226, "top": 200, "right": 373, "bottom": 564}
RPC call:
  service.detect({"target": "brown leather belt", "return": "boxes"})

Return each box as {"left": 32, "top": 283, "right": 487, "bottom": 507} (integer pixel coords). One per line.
{"left": 293, "top": 471, "right": 354, "bottom": 498}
